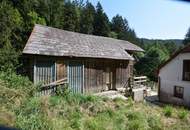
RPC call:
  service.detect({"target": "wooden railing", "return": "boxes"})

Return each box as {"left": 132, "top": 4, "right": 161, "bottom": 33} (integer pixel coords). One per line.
{"left": 125, "top": 76, "right": 147, "bottom": 89}
{"left": 133, "top": 76, "right": 147, "bottom": 88}
{"left": 125, "top": 76, "right": 148, "bottom": 97}
{"left": 37, "top": 78, "right": 68, "bottom": 96}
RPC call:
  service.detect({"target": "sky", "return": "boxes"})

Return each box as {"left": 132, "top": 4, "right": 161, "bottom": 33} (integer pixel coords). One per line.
{"left": 89, "top": 0, "right": 190, "bottom": 39}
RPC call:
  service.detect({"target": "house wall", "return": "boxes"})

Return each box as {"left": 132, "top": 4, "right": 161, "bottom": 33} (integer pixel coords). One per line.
{"left": 159, "top": 53, "right": 190, "bottom": 107}
{"left": 27, "top": 55, "right": 133, "bottom": 93}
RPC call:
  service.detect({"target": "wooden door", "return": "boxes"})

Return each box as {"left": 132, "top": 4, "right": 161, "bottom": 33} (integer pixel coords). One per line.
{"left": 68, "top": 61, "right": 84, "bottom": 93}
{"left": 106, "top": 67, "right": 116, "bottom": 90}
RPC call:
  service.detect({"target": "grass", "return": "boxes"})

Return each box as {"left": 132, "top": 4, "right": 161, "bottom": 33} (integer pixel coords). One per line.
{"left": 178, "top": 108, "right": 188, "bottom": 120}
{"left": 1, "top": 72, "right": 190, "bottom": 130}
{"left": 1, "top": 93, "right": 190, "bottom": 130}
{"left": 163, "top": 105, "right": 173, "bottom": 117}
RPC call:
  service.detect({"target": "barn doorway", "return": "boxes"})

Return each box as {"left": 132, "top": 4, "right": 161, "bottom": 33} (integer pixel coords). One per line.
{"left": 68, "top": 61, "right": 84, "bottom": 93}
{"left": 106, "top": 67, "right": 116, "bottom": 90}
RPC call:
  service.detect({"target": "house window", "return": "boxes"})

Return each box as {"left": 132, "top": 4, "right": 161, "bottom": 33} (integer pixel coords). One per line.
{"left": 174, "top": 86, "right": 184, "bottom": 99}
{"left": 183, "top": 60, "right": 190, "bottom": 81}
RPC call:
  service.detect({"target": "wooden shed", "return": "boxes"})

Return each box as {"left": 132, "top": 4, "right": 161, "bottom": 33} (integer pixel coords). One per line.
{"left": 23, "top": 24, "right": 143, "bottom": 94}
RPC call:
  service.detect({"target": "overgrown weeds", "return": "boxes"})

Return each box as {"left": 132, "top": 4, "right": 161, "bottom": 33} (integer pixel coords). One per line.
{"left": 178, "top": 108, "right": 188, "bottom": 120}
{"left": 163, "top": 105, "right": 173, "bottom": 117}
{"left": 1, "top": 71, "right": 190, "bottom": 130}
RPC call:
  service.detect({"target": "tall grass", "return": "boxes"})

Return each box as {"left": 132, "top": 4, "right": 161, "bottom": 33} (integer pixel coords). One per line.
{"left": 163, "top": 105, "right": 173, "bottom": 117}
{"left": 178, "top": 108, "right": 188, "bottom": 120}
{"left": 1, "top": 71, "right": 190, "bottom": 130}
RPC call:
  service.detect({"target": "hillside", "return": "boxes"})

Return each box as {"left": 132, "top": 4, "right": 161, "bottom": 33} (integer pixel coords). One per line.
{"left": 140, "top": 38, "right": 183, "bottom": 46}
{"left": 0, "top": 72, "right": 190, "bottom": 130}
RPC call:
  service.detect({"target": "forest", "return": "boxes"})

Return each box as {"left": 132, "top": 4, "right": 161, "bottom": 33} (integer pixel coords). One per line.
{"left": 1, "top": 0, "right": 189, "bottom": 81}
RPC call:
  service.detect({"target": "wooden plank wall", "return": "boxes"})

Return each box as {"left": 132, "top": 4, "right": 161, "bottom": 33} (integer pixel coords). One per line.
{"left": 115, "top": 60, "right": 132, "bottom": 88}
{"left": 84, "top": 60, "right": 105, "bottom": 93}
{"left": 28, "top": 55, "right": 133, "bottom": 94}
{"left": 84, "top": 59, "right": 132, "bottom": 93}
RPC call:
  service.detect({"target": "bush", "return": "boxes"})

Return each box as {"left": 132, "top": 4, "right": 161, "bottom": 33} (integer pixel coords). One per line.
{"left": 55, "top": 84, "right": 70, "bottom": 97}
{"left": 163, "top": 105, "right": 173, "bottom": 117}
{"left": 147, "top": 115, "right": 162, "bottom": 130}
{"left": 0, "top": 71, "right": 36, "bottom": 96}
{"left": 178, "top": 108, "right": 188, "bottom": 120}
{"left": 16, "top": 113, "right": 52, "bottom": 130}
{"left": 126, "top": 111, "right": 149, "bottom": 130}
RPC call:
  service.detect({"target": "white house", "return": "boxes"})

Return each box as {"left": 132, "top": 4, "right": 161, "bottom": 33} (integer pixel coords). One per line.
{"left": 158, "top": 44, "right": 190, "bottom": 107}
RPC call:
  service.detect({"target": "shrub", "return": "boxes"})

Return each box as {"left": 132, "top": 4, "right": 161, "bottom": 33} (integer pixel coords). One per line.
{"left": 127, "top": 97, "right": 134, "bottom": 107}
{"left": 147, "top": 115, "right": 162, "bottom": 130}
{"left": 16, "top": 113, "right": 52, "bottom": 130}
{"left": 0, "top": 71, "right": 36, "bottom": 96}
{"left": 126, "top": 111, "right": 149, "bottom": 130}
{"left": 163, "top": 105, "right": 173, "bottom": 117}
{"left": 178, "top": 108, "right": 188, "bottom": 120}
{"left": 55, "top": 84, "right": 70, "bottom": 97}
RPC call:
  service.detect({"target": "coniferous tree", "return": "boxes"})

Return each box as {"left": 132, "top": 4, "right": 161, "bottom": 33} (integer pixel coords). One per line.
{"left": 93, "top": 2, "right": 110, "bottom": 36}
{"left": 80, "top": 1, "right": 95, "bottom": 34}
{"left": 164, "top": 41, "right": 178, "bottom": 55}
{"left": 0, "top": 1, "right": 22, "bottom": 48}
{"left": 63, "top": 1, "right": 80, "bottom": 32}
{"left": 111, "top": 14, "right": 126, "bottom": 34}
{"left": 35, "top": 0, "right": 64, "bottom": 28}
{"left": 183, "top": 27, "right": 190, "bottom": 45}
{"left": 111, "top": 15, "right": 138, "bottom": 44}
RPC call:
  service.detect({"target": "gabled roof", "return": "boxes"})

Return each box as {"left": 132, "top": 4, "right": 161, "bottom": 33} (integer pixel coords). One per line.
{"left": 158, "top": 44, "right": 190, "bottom": 73}
{"left": 23, "top": 24, "right": 143, "bottom": 60}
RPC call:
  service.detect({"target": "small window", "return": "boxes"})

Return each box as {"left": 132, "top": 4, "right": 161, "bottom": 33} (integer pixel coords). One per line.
{"left": 174, "top": 86, "right": 184, "bottom": 99}
{"left": 183, "top": 60, "right": 190, "bottom": 81}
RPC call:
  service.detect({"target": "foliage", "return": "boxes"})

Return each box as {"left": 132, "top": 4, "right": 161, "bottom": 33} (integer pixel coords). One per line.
{"left": 163, "top": 105, "right": 173, "bottom": 117}
{"left": 0, "top": 71, "right": 36, "bottom": 96}
{"left": 93, "top": 2, "right": 110, "bottom": 36}
{"left": 1, "top": 75, "right": 190, "bottom": 130}
{"left": 63, "top": 1, "right": 80, "bottom": 32}
{"left": 0, "top": 43, "right": 20, "bottom": 72}
{"left": 183, "top": 27, "right": 190, "bottom": 45}
{"left": 178, "top": 108, "right": 188, "bottom": 120}
{"left": 0, "top": 0, "right": 22, "bottom": 48}
{"left": 55, "top": 84, "right": 70, "bottom": 97}
{"left": 80, "top": 1, "right": 95, "bottom": 34}
{"left": 26, "top": 11, "right": 46, "bottom": 30}
{"left": 135, "top": 43, "right": 169, "bottom": 81}
{"left": 111, "top": 14, "right": 139, "bottom": 44}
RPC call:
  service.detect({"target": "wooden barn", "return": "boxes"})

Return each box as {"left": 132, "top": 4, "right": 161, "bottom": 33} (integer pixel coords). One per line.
{"left": 23, "top": 24, "right": 143, "bottom": 94}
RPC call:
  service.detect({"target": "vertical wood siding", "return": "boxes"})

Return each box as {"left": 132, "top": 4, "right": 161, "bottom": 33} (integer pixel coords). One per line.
{"left": 68, "top": 61, "right": 83, "bottom": 93}
{"left": 30, "top": 56, "right": 132, "bottom": 94}
{"left": 34, "top": 60, "right": 55, "bottom": 85}
{"left": 116, "top": 60, "right": 131, "bottom": 88}
{"left": 84, "top": 59, "right": 130, "bottom": 93}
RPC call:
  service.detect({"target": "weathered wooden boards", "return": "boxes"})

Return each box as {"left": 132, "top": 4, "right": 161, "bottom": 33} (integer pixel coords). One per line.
{"left": 28, "top": 56, "right": 133, "bottom": 94}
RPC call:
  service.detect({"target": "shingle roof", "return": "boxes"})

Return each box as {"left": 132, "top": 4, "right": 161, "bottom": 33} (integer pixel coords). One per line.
{"left": 23, "top": 24, "right": 143, "bottom": 60}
